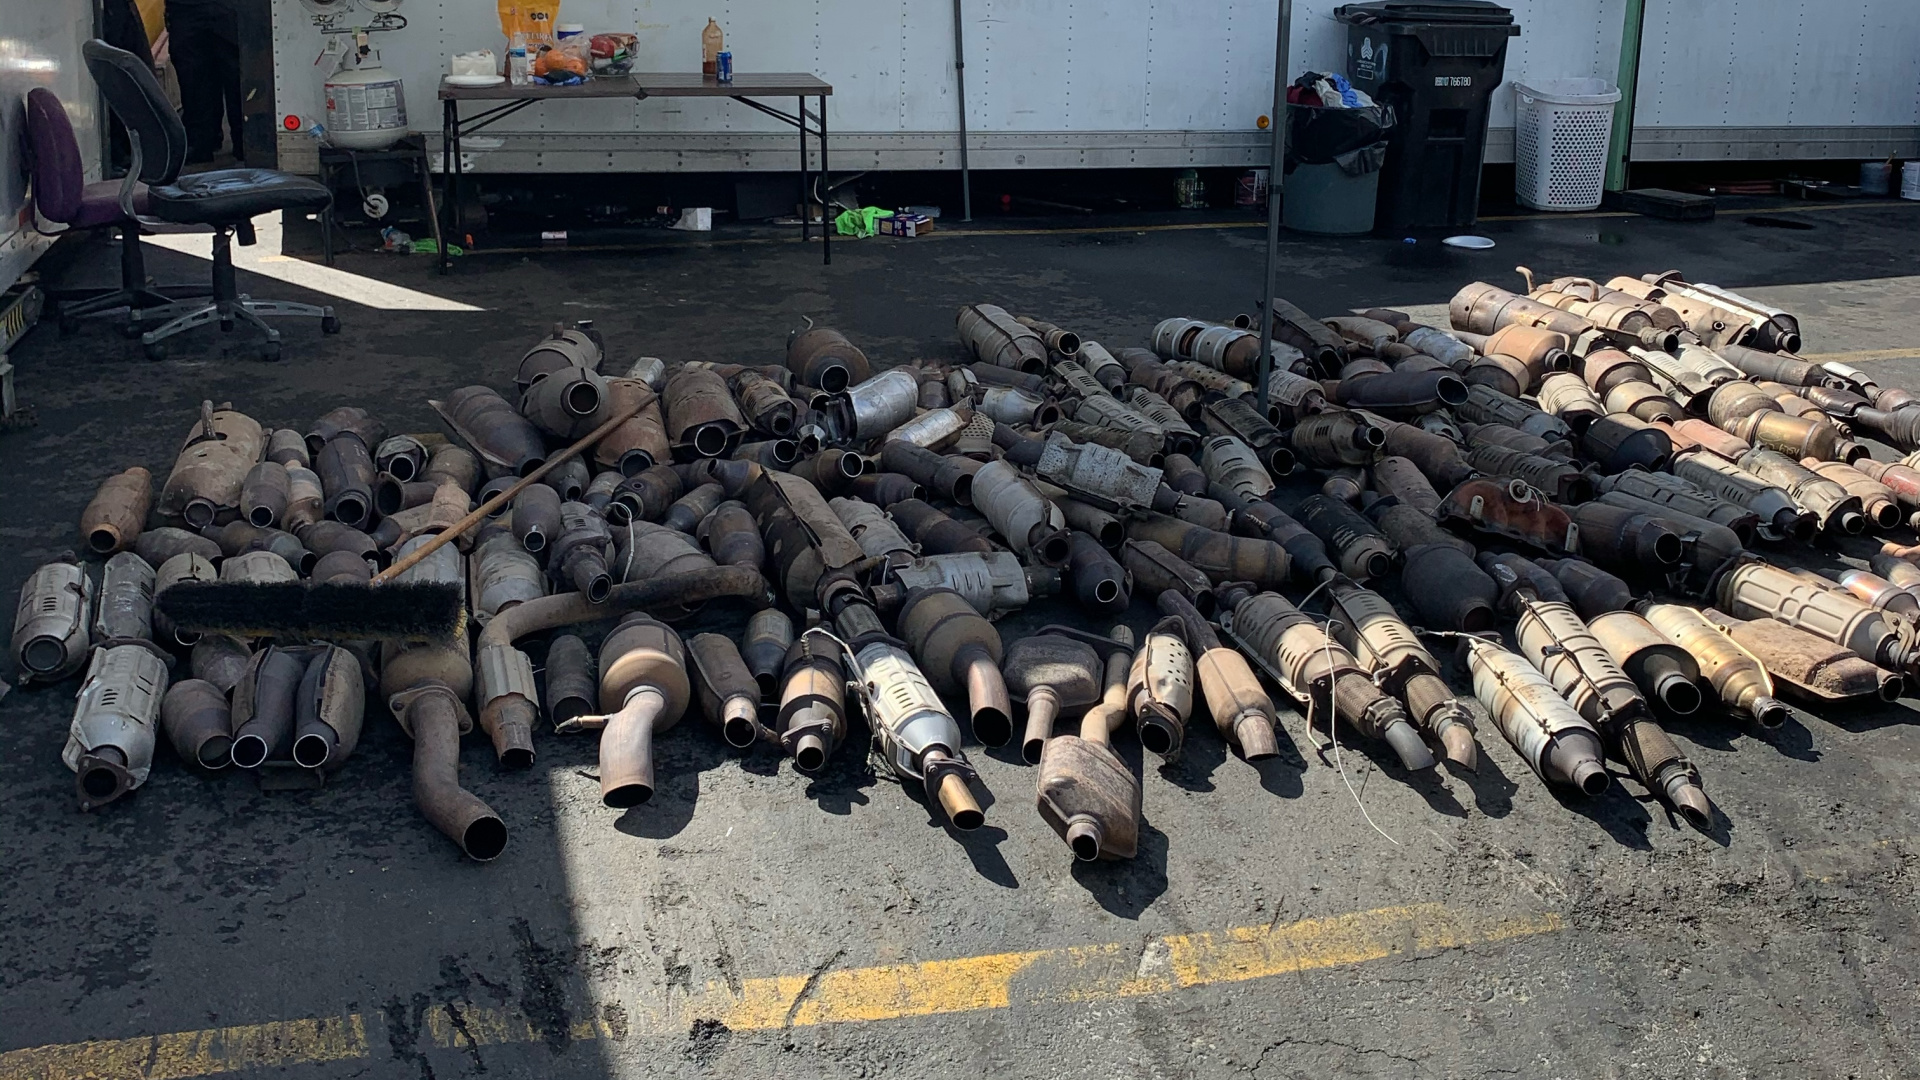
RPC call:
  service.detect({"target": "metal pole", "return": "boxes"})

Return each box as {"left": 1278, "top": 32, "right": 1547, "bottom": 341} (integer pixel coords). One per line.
{"left": 952, "top": 0, "right": 973, "bottom": 222}
{"left": 1604, "top": 0, "right": 1647, "bottom": 193}
{"left": 1255, "top": 0, "right": 1292, "bottom": 418}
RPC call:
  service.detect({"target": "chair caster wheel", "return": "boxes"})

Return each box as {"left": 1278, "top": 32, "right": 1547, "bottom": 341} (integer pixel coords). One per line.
{"left": 321, "top": 315, "right": 341, "bottom": 335}
{"left": 260, "top": 342, "right": 281, "bottom": 362}
{"left": 143, "top": 341, "right": 168, "bottom": 361}
{"left": 119, "top": 322, "right": 142, "bottom": 339}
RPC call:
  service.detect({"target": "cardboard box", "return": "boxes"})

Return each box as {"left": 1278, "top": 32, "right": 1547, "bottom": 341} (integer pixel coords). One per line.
{"left": 878, "top": 213, "right": 934, "bottom": 237}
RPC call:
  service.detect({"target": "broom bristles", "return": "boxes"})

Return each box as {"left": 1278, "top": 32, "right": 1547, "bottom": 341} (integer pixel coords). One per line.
{"left": 157, "top": 580, "right": 467, "bottom": 642}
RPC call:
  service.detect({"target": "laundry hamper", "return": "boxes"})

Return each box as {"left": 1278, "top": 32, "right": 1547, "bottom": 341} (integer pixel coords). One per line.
{"left": 1513, "top": 79, "right": 1621, "bottom": 211}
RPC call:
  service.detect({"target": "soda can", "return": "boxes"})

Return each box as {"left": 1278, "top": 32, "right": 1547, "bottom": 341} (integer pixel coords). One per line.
{"left": 716, "top": 50, "right": 733, "bottom": 83}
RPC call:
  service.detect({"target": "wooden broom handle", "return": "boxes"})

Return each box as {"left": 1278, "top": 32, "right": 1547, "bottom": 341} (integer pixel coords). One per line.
{"left": 371, "top": 400, "right": 645, "bottom": 585}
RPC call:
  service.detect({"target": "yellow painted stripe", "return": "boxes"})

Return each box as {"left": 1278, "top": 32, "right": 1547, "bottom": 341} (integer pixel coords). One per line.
{"left": 697, "top": 902, "right": 1563, "bottom": 1031}
{"left": 0, "top": 904, "right": 1558, "bottom": 1077}
{"left": 1797, "top": 346, "right": 1920, "bottom": 363}
{"left": 0, "top": 1014, "right": 365, "bottom": 1080}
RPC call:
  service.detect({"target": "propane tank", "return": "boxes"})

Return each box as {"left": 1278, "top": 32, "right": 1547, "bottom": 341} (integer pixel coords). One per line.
{"left": 324, "top": 50, "right": 410, "bottom": 151}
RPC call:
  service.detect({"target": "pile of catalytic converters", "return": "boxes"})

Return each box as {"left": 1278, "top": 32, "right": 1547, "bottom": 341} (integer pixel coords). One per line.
{"left": 18, "top": 267, "right": 1920, "bottom": 862}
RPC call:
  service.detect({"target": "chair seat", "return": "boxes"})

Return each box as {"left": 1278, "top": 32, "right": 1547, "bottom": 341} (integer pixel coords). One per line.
{"left": 147, "top": 169, "right": 332, "bottom": 224}
{"left": 71, "top": 180, "right": 148, "bottom": 229}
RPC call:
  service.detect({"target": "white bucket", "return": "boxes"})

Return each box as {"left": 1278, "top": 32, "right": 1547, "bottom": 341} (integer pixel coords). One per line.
{"left": 1901, "top": 161, "right": 1920, "bottom": 201}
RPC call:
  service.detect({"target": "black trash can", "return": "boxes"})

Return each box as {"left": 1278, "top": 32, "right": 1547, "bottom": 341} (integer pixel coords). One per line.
{"left": 1335, "top": 1, "right": 1520, "bottom": 232}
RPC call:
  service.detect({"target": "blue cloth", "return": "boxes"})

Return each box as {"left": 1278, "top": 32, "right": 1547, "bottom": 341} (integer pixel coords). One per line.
{"left": 1326, "top": 73, "right": 1364, "bottom": 108}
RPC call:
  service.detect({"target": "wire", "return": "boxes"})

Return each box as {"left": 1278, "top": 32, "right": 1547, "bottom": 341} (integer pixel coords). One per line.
{"left": 1292, "top": 576, "right": 1399, "bottom": 846}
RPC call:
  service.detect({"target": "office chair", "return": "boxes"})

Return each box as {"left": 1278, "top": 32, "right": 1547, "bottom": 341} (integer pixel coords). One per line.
{"left": 83, "top": 39, "right": 339, "bottom": 361}
{"left": 24, "top": 87, "right": 212, "bottom": 331}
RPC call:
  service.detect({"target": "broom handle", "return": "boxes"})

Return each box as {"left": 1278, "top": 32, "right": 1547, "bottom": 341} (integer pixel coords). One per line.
{"left": 371, "top": 400, "right": 645, "bottom": 585}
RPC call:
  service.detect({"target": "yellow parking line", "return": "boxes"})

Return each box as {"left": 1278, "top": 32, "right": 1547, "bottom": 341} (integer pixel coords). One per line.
{"left": 0, "top": 904, "right": 1559, "bottom": 1077}
{"left": 0, "top": 1014, "right": 365, "bottom": 1080}
{"left": 1797, "top": 346, "right": 1919, "bottom": 363}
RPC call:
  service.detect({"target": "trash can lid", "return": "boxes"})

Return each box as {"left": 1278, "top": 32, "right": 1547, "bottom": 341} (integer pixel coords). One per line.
{"left": 1336, "top": 1, "right": 1515, "bottom": 25}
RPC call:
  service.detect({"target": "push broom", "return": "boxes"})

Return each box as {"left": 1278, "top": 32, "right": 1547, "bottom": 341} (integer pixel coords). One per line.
{"left": 155, "top": 399, "right": 646, "bottom": 642}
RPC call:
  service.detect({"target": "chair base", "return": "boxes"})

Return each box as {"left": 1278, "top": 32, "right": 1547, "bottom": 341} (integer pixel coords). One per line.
{"left": 128, "top": 222, "right": 339, "bottom": 361}
{"left": 51, "top": 224, "right": 213, "bottom": 333}
{"left": 137, "top": 295, "right": 338, "bottom": 361}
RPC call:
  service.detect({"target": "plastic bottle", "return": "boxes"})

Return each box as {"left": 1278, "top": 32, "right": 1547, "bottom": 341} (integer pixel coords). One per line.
{"left": 508, "top": 32, "right": 529, "bottom": 85}
{"left": 701, "top": 18, "right": 724, "bottom": 76}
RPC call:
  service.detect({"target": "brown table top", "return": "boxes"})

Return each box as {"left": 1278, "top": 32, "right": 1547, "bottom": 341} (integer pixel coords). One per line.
{"left": 634, "top": 72, "right": 832, "bottom": 97}
{"left": 439, "top": 72, "right": 832, "bottom": 101}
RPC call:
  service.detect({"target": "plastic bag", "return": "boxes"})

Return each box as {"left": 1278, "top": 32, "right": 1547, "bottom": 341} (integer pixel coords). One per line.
{"left": 1286, "top": 102, "right": 1394, "bottom": 167}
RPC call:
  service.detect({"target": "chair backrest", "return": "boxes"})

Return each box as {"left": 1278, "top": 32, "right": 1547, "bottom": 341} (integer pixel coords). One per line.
{"left": 23, "top": 88, "right": 86, "bottom": 225}
{"left": 82, "top": 38, "right": 186, "bottom": 185}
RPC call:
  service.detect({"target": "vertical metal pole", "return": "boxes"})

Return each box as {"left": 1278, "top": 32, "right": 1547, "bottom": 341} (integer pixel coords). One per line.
{"left": 1605, "top": 0, "right": 1647, "bottom": 193}
{"left": 952, "top": 0, "right": 973, "bottom": 222}
{"left": 1254, "top": 0, "right": 1292, "bottom": 418}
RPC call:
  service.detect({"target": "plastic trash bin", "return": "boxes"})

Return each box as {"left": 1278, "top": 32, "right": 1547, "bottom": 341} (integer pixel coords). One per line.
{"left": 1283, "top": 100, "right": 1394, "bottom": 234}
{"left": 1335, "top": 1, "right": 1520, "bottom": 232}
{"left": 1513, "top": 79, "right": 1621, "bottom": 211}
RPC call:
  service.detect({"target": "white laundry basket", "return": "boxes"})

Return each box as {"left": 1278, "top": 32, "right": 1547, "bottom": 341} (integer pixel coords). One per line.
{"left": 1513, "top": 79, "right": 1622, "bottom": 211}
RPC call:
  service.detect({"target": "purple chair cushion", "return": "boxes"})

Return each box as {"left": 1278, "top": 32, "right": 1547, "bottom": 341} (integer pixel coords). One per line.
{"left": 25, "top": 87, "right": 144, "bottom": 229}
{"left": 75, "top": 179, "right": 149, "bottom": 228}
{"left": 24, "top": 88, "right": 84, "bottom": 225}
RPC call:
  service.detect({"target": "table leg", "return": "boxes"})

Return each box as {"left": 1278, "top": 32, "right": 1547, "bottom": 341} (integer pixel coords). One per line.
{"left": 820, "top": 95, "right": 831, "bottom": 266}
{"left": 419, "top": 150, "right": 447, "bottom": 275}
{"left": 440, "top": 100, "right": 455, "bottom": 273}
{"left": 797, "top": 95, "right": 810, "bottom": 246}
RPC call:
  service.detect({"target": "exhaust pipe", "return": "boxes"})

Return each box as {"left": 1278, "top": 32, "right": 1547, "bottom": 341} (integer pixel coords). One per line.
{"left": 1122, "top": 539, "right": 1216, "bottom": 617}
{"left": 385, "top": 651, "right": 508, "bottom": 862}
{"left": 160, "top": 402, "right": 266, "bottom": 529}
{"left": 1738, "top": 448, "right": 1864, "bottom": 534}
{"left": 1462, "top": 636, "right": 1609, "bottom": 795}
{"left": 743, "top": 609, "right": 794, "bottom": 701}
{"left": 1216, "top": 584, "right": 1431, "bottom": 771}
{"left": 897, "top": 586, "right": 1013, "bottom": 746}
{"left": 1324, "top": 581, "right": 1479, "bottom": 769}
{"left": 837, "top": 599, "right": 985, "bottom": 829}
{"left": 585, "top": 616, "right": 690, "bottom": 808}
{"left": 1126, "top": 513, "right": 1291, "bottom": 590}
{"left": 1589, "top": 611, "right": 1704, "bottom": 715}
{"left": 787, "top": 325, "right": 872, "bottom": 392}
{"left": 13, "top": 556, "right": 94, "bottom": 684}
{"left": 65, "top": 643, "right": 168, "bottom": 810}
{"left": 161, "top": 678, "right": 233, "bottom": 770}
{"left": 1006, "top": 632, "right": 1106, "bottom": 764}
{"left": 1513, "top": 598, "right": 1712, "bottom": 829}
{"left": 593, "top": 379, "right": 671, "bottom": 476}
{"left": 1297, "top": 494, "right": 1396, "bottom": 582}
{"left": 1126, "top": 616, "right": 1195, "bottom": 760}
{"left": 549, "top": 503, "right": 614, "bottom": 603}
{"left": 774, "top": 629, "right": 848, "bottom": 771}
{"left": 1701, "top": 609, "right": 1902, "bottom": 704}
{"left": 1672, "top": 451, "right": 1816, "bottom": 542}
{"left": 889, "top": 498, "right": 993, "bottom": 555}
{"left": 81, "top": 466, "right": 152, "bottom": 555}
{"left": 664, "top": 368, "right": 747, "bottom": 458}
{"left": 689, "top": 633, "right": 765, "bottom": 749}
{"left": 1641, "top": 602, "right": 1789, "bottom": 727}
{"left": 438, "top": 386, "right": 546, "bottom": 478}
{"left": 1066, "top": 531, "right": 1130, "bottom": 614}
{"left": 1035, "top": 629, "right": 1139, "bottom": 861}
{"left": 544, "top": 633, "right": 597, "bottom": 730}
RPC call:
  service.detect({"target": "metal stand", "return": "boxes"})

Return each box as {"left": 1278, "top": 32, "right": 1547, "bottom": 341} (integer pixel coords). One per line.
{"left": 132, "top": 227, "right": 338, "bottom": 362}
{"left": 317, "top": 133, "right": 444, "bottom": 265}
{"left": 1255, "top": 0, "right": 1294, "bottom": 416}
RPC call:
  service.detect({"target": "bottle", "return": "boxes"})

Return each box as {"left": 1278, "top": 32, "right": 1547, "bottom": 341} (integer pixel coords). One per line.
{"left": 508, "top": 32, "right": 530, "bottom": 84}
{"left": 702, "top": 18, "right": 723, "bottom": 76}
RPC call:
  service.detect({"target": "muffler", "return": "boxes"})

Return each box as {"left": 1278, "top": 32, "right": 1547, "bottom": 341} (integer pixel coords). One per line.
{"left": 971, "top": 461, "right": 1071, "bottom": 566}
{"left": 81, "top": 466, "right": 152, "bottom": 555}
{"left": 1462, "top": 636, "right": 1609, "bottom": 795}
{"left": 159, "top": 403, "right": 266, "bottom": 528}
{"left": 13, "top": 556, "right": 93, "bottom": 684}
{"left": 581, "top": 616, "right": 690, "bottom": 808}
{"left": 664, "top": 367, "right": 747, "bottom": 458}
{"left": 776, "top": 628, "right": 848, "bottom": 771}
{"left": 64, "top": 643, "right": 169, "bottom": 810}
{"left": 958, "top": 303, "right": 1048, "bottom": 373}
{"left": 787, "top": 325, "right": 871, "bottom": 392}
{"left": 161, "top": 678, "right": 233, "bottom": 770}
{"left": 1324, "top": 580, "right": 1479, "bottom": 769}
{"left": 1217, "top": 584, "right": 1431, "bottom": 771}
{"left": 688, "top": 633, "right": 765, "bottom": 749}
{"left": 896, "top": 586, "right": 1013, "bottom": 746}
{"left": 1641, "top": 602, "right": 1790, "bottom": 727}
{"left": 1033, "top": 628, "right": 1139, "bottom": 861}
